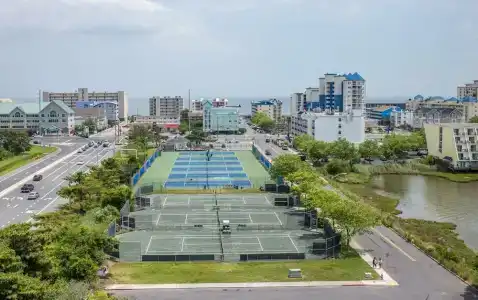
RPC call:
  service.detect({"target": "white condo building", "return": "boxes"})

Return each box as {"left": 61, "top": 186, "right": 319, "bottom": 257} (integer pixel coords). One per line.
{"left": 250, "top": 99, "right": 282, "bottom": 121}
{"left": 191, "top": 98, "right": 228, "bottom": 112}
{"left": 149, "top": 96, "right": 184, "bottom": 119}
{"left": 42, "top": 88, "right": 127, "bottom": 120}
{"left": 290, "top": 72, "right": 366, "bottom": 143}
{"left": 457, "top": 80, "right": 478, "bottom": 99}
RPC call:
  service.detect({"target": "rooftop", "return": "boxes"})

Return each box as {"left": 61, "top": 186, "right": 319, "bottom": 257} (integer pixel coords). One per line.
{"left": 251, "top": 99, "right": 282, "bottom": 106}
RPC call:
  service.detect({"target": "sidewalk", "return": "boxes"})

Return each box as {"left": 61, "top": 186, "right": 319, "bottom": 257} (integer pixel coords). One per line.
{"left": 106, "top": 278, "right": 397, "bottom": 290}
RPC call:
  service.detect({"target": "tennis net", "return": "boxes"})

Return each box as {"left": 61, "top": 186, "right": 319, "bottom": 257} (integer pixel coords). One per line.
{"left": 216, "top": 208, "right": 224, "bottom": 256}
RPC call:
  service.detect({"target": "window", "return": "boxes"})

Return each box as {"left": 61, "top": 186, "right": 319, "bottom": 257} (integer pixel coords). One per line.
{"left": 338, "top": 131, "right": 342, "bottom": 135}
{"left": 14, "top": 112, "right": 20, "bottom": 117}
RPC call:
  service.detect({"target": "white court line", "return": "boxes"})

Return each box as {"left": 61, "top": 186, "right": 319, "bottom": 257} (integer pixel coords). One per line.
{"left": 184, "top": 213, "right": 188, "bottom": 224}
{"left": 181, "top": 237, "right": 185, "bottom": 252}
{"left": 145, "top": 236, "right": 153, "bottom": 253}
{"left": 373, "top": 228, "right": 416, "bottom": 261}
{"left": 288, "top": 234, "right": 300, "bottom": 253}
{"left": 242, "top": 196, "right": 247, "bottom": 204}
{"left": 248, "top": 214, "right": 254, "bottom": 223}
{"left": 264, "top": 195, "right": 272, "bottom": 205}
{"left": 155, "top": 213, "right": 162, "bottom": 226}
{"left": 256, "top": 236, "right": 264, "bottom": 251}
{"left": 163, "top": 196, "right": 168, "bottom": 206}
{"left": 188, "top": 196, "right": 191, "bottom": 205}
{"left": 273, "top": 212, "right": 283, "bottom": 226}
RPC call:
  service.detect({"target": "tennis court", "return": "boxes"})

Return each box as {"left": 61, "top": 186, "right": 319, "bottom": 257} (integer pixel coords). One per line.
{"left": 117, "top": 193, "right": 339, "bottom": 261}
{"left": 164, "top": 151, "right": 252, "bottom": 189}
{"left": 145, "top": 234, "right": 301, "bottom": 254}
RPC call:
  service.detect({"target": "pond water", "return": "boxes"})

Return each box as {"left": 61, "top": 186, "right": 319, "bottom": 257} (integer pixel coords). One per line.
{"left": 371, "top": 174, "right": 478, "bottom": 250}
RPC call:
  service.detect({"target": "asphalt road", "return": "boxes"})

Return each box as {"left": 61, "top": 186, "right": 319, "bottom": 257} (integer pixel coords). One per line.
{"left": 0, "top": 129, "right": 124, "bottom": 228}
{"left": 0, "top": 144, "right": 117, "bottom": 227}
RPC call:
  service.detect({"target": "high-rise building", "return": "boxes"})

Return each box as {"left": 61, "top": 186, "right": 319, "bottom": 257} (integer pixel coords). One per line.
{"left": 191, "top": 98, "right": 228, "bottom": 112}
{"left": 41, "top": 88, "right": 127, "bottom": 120}
{"left": 457, "top": 80, "right": 478, "bottom": 99}
{"left": 290, "top": 72, "right": 366, "bottom": 143}
{"left": 318, "top": 73, "right": 365, "bottom": 112}
{"left": 250, "top": 99, "right": 282, "bottom": 121}
{"left": 149, "top": 96, "right": 184, "bottom": 119}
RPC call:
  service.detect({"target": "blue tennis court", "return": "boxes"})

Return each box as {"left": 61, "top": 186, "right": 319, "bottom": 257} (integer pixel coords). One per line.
{"left": 169, "top": 173, "right": 248, "bottom": 179}
{"left": 172, "top": 167, "right": 244, "bottom": 172}
{"left": 165, "top": 151, "right": 252, "bottom": 189}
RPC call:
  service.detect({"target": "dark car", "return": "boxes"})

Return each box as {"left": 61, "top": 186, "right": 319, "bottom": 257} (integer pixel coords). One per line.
{"left": 21, "top": 184, "right": 34, "bottom": 193}
{"left": 265, "top": 149, "right": 271, "bottom": 156}
{"left": 33, "top": 174, "right": 43, "bottom": 181}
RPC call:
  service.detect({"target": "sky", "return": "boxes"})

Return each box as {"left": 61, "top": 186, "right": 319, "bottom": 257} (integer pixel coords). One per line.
{"left": 0, "top": 0, "right": 477, "bottom": 99}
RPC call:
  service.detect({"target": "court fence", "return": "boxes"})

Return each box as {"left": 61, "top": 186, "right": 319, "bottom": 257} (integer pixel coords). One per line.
{"left": 134, "top": 178, "right": 289, "bottom": 194}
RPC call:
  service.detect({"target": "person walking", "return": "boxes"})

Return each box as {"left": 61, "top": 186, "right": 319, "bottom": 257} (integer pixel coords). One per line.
{"left": 372, "top": 257, "right": 377, "bottom": 268}
{"left": 378, "top": 257, "right": 383, "bottom": 268}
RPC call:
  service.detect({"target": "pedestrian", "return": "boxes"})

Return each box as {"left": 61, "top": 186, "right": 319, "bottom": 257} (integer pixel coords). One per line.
{"left": 378, "top": 257, "right": 383, "bottom": 268}
{"left": 372, "top": 257, "right": 377, "bottom": 268}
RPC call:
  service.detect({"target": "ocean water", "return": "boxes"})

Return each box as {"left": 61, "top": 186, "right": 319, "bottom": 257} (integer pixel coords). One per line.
{"left": 11, "top": 96, "right": 405, "bottom": 116}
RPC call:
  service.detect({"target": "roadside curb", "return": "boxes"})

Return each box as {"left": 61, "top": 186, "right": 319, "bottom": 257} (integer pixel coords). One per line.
{"left": 105, "top": 280, "right": 398, "bottom": 290}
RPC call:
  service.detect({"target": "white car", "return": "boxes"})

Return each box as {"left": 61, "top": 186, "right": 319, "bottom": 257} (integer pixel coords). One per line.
{"left": 77, "top": 161, "right": 84, "bottom": 165}
{"left": 27, "top": 192, "right": 40, "bottom": 200}
{"left": 77, "top": 149, "right": 83, "bottom": 153}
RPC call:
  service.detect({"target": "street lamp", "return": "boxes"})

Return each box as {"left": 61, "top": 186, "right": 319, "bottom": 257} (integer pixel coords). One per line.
{"left": 205, "top": 148, "right": 213, "bottom": 190}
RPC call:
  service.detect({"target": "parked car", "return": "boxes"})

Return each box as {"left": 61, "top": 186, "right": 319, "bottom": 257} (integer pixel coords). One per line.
{"left": 27, "top": 192, "right": 40, "bottom": 200}
{"left": 265, "top": 149, "right": 271, "bottom": 156}
{"left": 21, "top": 184, "right": 34, "bottom": 193}
{"left": 33, "top": 174, "right": 43, "bottom": 181}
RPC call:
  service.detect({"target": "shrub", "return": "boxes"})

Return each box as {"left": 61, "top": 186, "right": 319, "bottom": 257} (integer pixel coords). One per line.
{"left": 326, "top": 159, "right": 349, "bottom": 175}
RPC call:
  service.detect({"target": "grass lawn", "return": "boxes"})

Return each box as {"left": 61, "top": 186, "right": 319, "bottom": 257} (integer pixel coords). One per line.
{"left": 110, "top": 256, "right": 377, "bottom": 283}
{"left": 0, "top": 145, "right": 56, "bottom": 175}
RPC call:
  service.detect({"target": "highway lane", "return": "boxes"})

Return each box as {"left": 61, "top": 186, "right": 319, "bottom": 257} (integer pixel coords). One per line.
{"left": 0, "top": 142, "right": 85, "bottom": 193}
{"left": 0, "top": 145, "right": 116, "bottom": 227}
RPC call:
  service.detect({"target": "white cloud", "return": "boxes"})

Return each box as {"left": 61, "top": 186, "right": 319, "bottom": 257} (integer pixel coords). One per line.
{"left": 0, "top": 0, "right": 196, "bottom": 36}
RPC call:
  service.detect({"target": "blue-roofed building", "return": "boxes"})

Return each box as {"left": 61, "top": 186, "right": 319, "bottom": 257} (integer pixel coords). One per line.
{"left": 367, "top": 105, "right": 402, "bottom": 124}
{"left": 406, "top": 94, "right": 478, "bottom": 122}
{"left": 318, "top": 72, "right": 365, "bottom": 113}
{"left": 250, "top": 98, "right": 282, "bottom": 121}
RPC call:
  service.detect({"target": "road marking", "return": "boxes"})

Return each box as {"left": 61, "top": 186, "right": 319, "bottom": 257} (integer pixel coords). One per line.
{"left": 373, "top": 228, "right": 416, "bottom": 261}
{"left": 288, "top": 234, "right": 300, "bottom": 253}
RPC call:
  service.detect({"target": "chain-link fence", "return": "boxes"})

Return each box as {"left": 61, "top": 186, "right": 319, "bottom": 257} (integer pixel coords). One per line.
{"left": 134, "top": 179, "right": 290, "bottom": 194}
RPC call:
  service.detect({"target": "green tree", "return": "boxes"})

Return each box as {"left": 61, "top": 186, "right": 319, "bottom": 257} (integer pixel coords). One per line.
{"left": 0, "top": 273, "right": 61, "bottom": 300}
{"left": 0, "top": 243, "right": 24, "bottom": 273}
{"left": 380, "top": 134, "right": 412, "bottom": 160}
{"left": 358, "top": 140, "right": 381, "bottom": 161}
{"left": 293, "top": 134, "right": 314, "bottom": 152}
{"left": 252, "top": 112, "right": 275, "bottom": 132}
{"left": 269, "top": 154, "right": 306, "bottom": 179}
{"left": 0, "top": 131, "right": 31, "bottom": 155}
{"left": 83, "top": 118, "right": 97, "bottom": 133}
{"left": 307, "top": 140, "right": 330, "bottom": 165}
{"left": 185, "top": 130, "right": 206, "bottom": 146}
{"left": 0, "top": 223, "right": 53, "bottom": 279}
{"left": 328, "top": 138, "right": 358, "bottom": 161}
{"left": 470, "top": 117, "right": 478, "bottom": 123}
{"left": 287, "top": 167, "right": 326, "bottom": 196}
{"left": 328, "top": 199, "right": 380, "bottom": 246}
